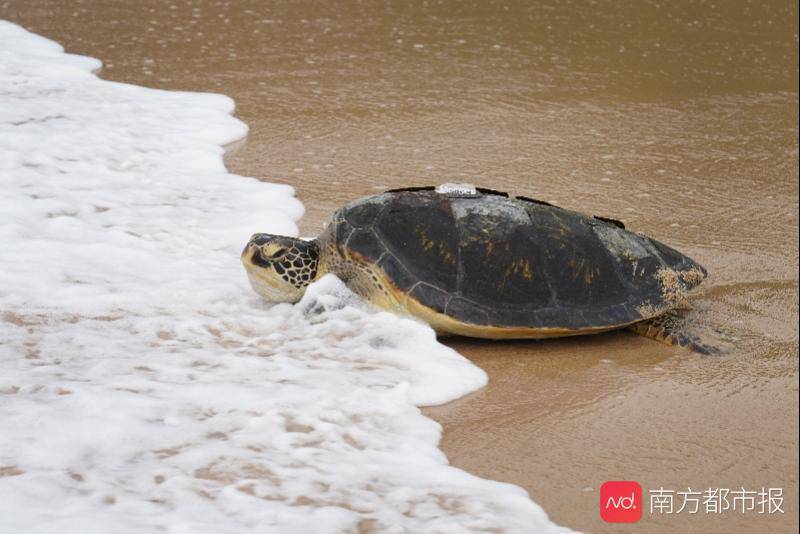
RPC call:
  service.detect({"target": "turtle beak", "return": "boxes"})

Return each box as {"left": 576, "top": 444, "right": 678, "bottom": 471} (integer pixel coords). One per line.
{"left": 241, "top": 237, "right": 261, "bottom": 265}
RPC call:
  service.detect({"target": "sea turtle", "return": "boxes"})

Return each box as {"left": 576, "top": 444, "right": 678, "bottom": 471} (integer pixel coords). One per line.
{"left": 242, "top": 184, "right": 714, "bottom": 353}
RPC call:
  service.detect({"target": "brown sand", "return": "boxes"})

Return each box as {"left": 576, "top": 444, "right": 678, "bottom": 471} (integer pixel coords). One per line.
{"left": 4, "top": 1, "right": 797, "bottom": 531}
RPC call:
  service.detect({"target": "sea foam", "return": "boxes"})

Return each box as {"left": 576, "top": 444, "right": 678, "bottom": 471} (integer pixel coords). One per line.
{"left": 0, "top": 21, "right": 567, "bottom": 533}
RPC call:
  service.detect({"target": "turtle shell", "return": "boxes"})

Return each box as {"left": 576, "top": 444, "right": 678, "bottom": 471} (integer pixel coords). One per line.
{"left": 329, "top": 186, "right": 706, "bottom": 331}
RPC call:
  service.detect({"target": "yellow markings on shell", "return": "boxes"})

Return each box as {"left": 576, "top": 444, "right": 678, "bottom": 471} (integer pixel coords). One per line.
{"left": 583, "top": 266, "right": 601, "bottom": 284}
{"left": 415, "top": 225, "right": 457, "bottom": 267}
{"left": 484, "top": 239, "right": 494, "bottom": 259}
{"left": 502, "top": 257, "right": 534, "bottom": 282}
{"left": 416, "top": 226, "right": 435, "bottom": 252}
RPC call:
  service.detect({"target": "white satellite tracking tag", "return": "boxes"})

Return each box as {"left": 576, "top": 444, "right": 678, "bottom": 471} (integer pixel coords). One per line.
{"left": 435, "top": 183, "right": 479, "bottom": 197}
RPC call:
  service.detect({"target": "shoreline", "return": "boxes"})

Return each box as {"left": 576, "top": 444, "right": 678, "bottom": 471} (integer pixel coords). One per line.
{"left": 2, "top": 2, "right": 797, "bottom": 531}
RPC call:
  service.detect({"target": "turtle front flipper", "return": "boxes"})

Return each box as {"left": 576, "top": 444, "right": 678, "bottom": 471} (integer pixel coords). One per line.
{"left": 629, "top": 312, "right": 721, "bottom": 355}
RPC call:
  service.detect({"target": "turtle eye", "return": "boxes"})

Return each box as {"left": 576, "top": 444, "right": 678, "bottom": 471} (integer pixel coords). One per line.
{"left": 264, "top": 246, "right": 288, "bottom": 259}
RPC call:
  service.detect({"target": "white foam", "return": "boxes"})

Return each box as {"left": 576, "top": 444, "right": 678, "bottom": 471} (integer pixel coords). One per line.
{"left": 0, "top": 21, "right": 568, "bottom": 533}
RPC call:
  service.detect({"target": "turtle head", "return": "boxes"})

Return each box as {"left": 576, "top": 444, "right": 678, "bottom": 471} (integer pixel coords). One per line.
{"left": 241, "top": 234, "right": 319, "bottom": 303}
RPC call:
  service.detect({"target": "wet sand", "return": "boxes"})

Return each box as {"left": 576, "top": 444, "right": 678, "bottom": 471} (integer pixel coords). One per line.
{"left": 4, "top": 1, "right": 797, "bottom": 531}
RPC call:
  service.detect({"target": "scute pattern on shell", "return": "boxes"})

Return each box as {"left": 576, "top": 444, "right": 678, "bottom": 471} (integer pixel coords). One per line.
{"left": 320, "top": 188, "right": 707, "bottom": 331}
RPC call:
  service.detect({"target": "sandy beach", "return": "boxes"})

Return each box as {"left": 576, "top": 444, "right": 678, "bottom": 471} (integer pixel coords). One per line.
{"left": 3, "top": 1, "right": 797, "bottom": 531}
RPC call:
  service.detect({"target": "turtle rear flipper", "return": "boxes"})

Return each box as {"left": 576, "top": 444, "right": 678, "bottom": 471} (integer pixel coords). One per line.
{"left": 629, "top": 312, "right": 721, "bottom": 355}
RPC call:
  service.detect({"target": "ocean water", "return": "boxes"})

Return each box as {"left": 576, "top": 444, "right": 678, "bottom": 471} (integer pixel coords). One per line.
{"left": 0, "top": 21, "right": 567, "bottom": 533}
